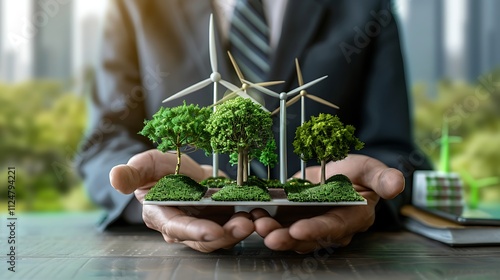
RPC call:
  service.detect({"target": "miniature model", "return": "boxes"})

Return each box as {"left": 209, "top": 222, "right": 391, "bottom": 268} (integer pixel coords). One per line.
{"left": 272, "top": 59, "right": 340, "bottom": 179}
{"left": 460, "top": 170, "right": 499, "bottom": 209}
{"left": 244, "top": 76, "right": 328, "bottom": 184}
{"left": 287, "top": 174, "right": 365, "bottom": 203}
{"left": 206, "top": 96, "right": 273, "bottom": 186}
{"left": 293, "top": 113, "right": 364, "bottom": 185}
{"left": 213, "top": 51, "right": 283, "bottom": 110}
{"left": 438, "top": 118, "right": 462, "bottom": 173}
{"left": 412, "top": 119, "right": 465, "bottom": 208}
{"left": 140, "top": 14, "right": 367, "bottom": 205}
{"left": 139, "top": 102, "right": 212, "bottom": 175}
{"left": 162, "top": 15, "right": 239, "bottom": 177}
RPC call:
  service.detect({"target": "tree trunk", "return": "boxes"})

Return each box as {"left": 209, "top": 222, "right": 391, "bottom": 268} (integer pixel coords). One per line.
{"left": 242, "top": 150, "right": 248, "bottom": 183}
{"left": 175, "top": 145, "right": 181, "bottom": 175}
{"left": 320, "top": 159, "right": 326, "bottom": 185}
{"left": 267, "top": 165, "right": 270, "bottom": 181}
{"left": 237, "top": 151, "right": 244, "bottom": 186}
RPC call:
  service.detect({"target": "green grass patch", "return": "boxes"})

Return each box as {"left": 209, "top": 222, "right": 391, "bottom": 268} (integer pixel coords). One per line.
{"left": 145, "top": 174, "right": 207, "bottom": 201}
{"left": 211, "top": 183, "right": 271, "bottom": 201}
{"left": 200, "top": 176, "right": 234, "bottom": 188}
{"left": 287, "top": 174, "right": 364, "bottom": 202}
{"left": 283, "top": 178, "right": 316, "bottom": 194}
{"left": 265, "top": 179, "right": 283, "bottom": 188}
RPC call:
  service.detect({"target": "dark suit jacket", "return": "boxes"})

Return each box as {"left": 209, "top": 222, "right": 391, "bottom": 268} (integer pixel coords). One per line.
{"left": 77, "top": 0, "right": 431, "bottom": 231}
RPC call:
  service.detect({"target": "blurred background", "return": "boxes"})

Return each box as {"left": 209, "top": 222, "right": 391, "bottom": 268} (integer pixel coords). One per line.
{"left": 0, "top": 0, "right": 499, "bottom": 212}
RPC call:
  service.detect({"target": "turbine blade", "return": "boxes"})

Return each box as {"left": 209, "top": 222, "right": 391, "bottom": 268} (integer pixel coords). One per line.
{"left": 219, "top": 79, "right": 240, "bottom": 92}
{"left": 239, "top": 91, "right": 269, "bottom": 112}
{"left": 162, "top": 78, "right": 211, "bottom": 103}
{"left": 227, "top": 51, "right": 245, "bottom": 81}
{"left": 209, "top": 14, "right": 218, "bottom": 73}
{"left": 271, "top": 107, "right": 280, "bottom": 116}
{"left": 307, "top": 94, "right": 340, "bottom": 109}
{"left": 295, "top": 58, "right": 304, "bottom": 86}
{"left": 286, "top": 94, "right": 302, "bottom": 107}
{"left": 287, "top": 75, "right": 328, "bottom": 96}
{"left": 255, "top": 80, "right": 285, "bottom": 87}
{"left": 272, "top": 94, "right": 301, "bottom": 115}
{"left": 215, "top": 91, "right": 238, "bottom": 105}
{"left": 242, "top": 79, "right": 280, "bottom": 98}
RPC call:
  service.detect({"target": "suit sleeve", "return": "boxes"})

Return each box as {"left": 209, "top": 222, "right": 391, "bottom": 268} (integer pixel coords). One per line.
{"left": 76, "top": 0, "right": 151, "bottom": 231}
{"left": 355, "top": 0, "right": 432, "bottom": 229}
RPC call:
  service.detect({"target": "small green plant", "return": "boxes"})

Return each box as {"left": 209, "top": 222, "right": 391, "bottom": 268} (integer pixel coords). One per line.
{"left": 199, "top": 176, "right": 234, "bottom": 188}
{"left": 139, "top": 102, "right": 212, "bottom": 174}
{"left": 287, "top": 174, "right": 364, "bottom": 202}
{"left": 144, "top": 174, "right": 207, "bottom": 201}
{"left": 293, "top": 113, "right": 364, "bottom": 184}
{"left": 211, "top": 183, "right": 272, "bottom": 201}
{"left": 283, "top": 178, "right": 315, "bottom": 194}
{"left": 259, "top": 138, "right": 279, "bottom": 180}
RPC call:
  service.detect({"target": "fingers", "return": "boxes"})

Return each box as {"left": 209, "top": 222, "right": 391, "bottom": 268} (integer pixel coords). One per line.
{"left": 143, "top": 205, "right": 225, "bottom": 242}
{"left": 328, "top": 155, "right": 405, "bottom": 199}
{"left": 251, "top": 206, "right": 371, "bottom": 253}
{"left": 109, "top": 149, "right": 213, "bottom": 194}
{"left": 251, "top": 208, "right": 282, "bottom": 237}
{"left": 182, "top": 212, "right": 255, "bottom": 253}
{"left": 144, "top": 205, "right": 254, "bottom": 253}
{"left": 110, "top": 150, "right": 174, "bottom": 194}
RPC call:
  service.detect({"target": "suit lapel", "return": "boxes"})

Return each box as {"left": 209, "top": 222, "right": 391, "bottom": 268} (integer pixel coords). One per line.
{"left": 269, "top": 0, "right": 327, "bottom": 93}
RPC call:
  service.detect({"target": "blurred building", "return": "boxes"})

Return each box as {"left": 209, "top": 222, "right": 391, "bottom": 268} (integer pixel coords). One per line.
{"left": 0, "top": 2, "right": 3, "bottom": 62}
{"left": 399, "top": 0, "right": 500, "bottom": 94}
{"left": 464, "top": 0, "right": 500, "bottom": 82}
{"left": 400, "top": 0, "right": 445, "bottom": 95}
{"left": 31, "top": 0, "right": 73, "bottom": 83}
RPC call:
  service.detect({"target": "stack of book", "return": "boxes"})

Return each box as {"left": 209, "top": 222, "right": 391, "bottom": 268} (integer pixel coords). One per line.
{"left": 401, "top": 205, "right": 500, "bottom": 246}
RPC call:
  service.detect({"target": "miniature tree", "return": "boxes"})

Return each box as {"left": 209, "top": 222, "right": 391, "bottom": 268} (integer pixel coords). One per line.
{"left": 139, "top": 102, "right": 212, "bottom": 175}
{"left": 259, "top": 138, "right": 278, "bottom": 180}
{"left": 206, "top": 97, "right": 273, "bottom": 186}
{"left": 293, "top": 113, "right": 364, "bottom": 185}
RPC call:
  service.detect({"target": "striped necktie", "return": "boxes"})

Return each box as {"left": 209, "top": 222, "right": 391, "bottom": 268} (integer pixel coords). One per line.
{"left": 229, "top": 0, "right": 271, "bottom": 83}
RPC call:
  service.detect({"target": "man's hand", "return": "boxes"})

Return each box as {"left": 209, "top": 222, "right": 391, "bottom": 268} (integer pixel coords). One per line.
{"left": 250, "top": 154, "right": 405, "bottom": 253}
{"left": 109, "top": 149, "right": 254, "bottom": 253}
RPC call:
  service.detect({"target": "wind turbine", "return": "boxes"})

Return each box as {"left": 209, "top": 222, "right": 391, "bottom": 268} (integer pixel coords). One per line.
{"left": 243, "top": 75, "right": 328, "bottom": 183}
{"left": 437, "top": 118, "right": 462, "bottom": 173}
{"left": 272, "top": 59, "right": 339, "bottom": 179}
{"left": 460, "top": 170, "right": 499, "bottom": 209}
{"left": 212, "top": 51, "right": 284, "bottom": 110}
{"left": 162, "top": 14, "right": 239, "bottom": 177}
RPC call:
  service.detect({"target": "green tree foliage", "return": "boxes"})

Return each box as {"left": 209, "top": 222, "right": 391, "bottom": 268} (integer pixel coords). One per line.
{"left": 139, "top": 102, "right": 212, "bottom": 174}
{"left": 413, "top": 69, "right": 500, "bottom": 202}
{"left": 228, "top": 138, "right": 277, "bottom": 181}
{"left": 0, "top": 81, "right": 89, "bottom": 211}
{"left": 293, "top": 113, "right": 364, "bottom": 184}
{"left": 259, "top": 138, "right": 278, "bottom": 180}
{"left": 206, "top": 97, "right": 273, "bottom": 185}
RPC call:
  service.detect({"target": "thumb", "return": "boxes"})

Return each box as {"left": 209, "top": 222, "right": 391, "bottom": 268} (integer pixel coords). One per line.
{"left": 109, "top": 150, "right": 175, "bottom": 194}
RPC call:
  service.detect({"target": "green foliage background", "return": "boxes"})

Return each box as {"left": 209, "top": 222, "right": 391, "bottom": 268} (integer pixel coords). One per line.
{"left": 0, "top": 81, "right": 94, "bottom": 212}
{"left": 413, "top": 70, "right": 500, "bottom": 202}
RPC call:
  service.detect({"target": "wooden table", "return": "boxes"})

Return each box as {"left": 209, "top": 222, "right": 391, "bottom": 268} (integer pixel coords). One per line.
{"left": 2, "top": 211, "right": 500, "bottom": 280}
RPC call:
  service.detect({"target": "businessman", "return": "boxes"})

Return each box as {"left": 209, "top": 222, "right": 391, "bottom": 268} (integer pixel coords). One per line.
{"left": 77, "top": 0, "right": 431, "bottom": 253}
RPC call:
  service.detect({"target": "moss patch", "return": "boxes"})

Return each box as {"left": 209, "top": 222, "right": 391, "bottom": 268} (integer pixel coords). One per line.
{"left": 211, "top": 183, "right": 272, "bottom": 201}
{"left": 287, "top": 174, "right": 364, "bottom": 202}
{"left": 265, "top": 179, "right": 283, "bottom": 188}
{"left": 145, "top": 174, "right": 207, "bottom": 201}
{"left": 283, "top": 178, "right": 315, "bottom": 194}
{"left": 200, "top": 176, "right": 234, "bottom": 188}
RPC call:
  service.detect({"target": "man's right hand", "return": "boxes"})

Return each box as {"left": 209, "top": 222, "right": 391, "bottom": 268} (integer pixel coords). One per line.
{"left": 109, "top": 149, "right": 254, "bottom": 253}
